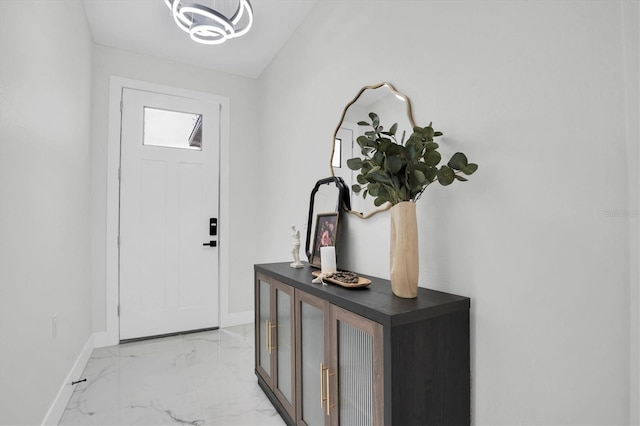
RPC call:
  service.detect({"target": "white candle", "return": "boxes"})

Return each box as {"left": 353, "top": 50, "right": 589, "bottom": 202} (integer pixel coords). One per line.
{"left": 320, "top": 246, "right": 337, "bottom": 274}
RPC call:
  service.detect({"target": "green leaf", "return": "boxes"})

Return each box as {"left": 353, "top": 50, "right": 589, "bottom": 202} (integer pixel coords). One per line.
{"left": 346, "top": 157, "right": 363, "bottom": 170}
{"left": 413, "top": 169, "right": 426, "bottom": 184}
{"left": 448, "top": 152, "right": 468, "bottom": 170}
{"left": 454, "top": 174, "right": 468, "bottom": 182}
{"left": 368, "top": 165, "right": 381, "bottom": 175}
{"left": 357, "top": 121, "right": 370, "bottom": 126}
{"left": 378, "top": 138, "right": 392, "bottom": 153}
{"left": 369, "top": 112, "right": 379, "bottom": 129}
{"left": 406, "top": 133, "right": 421, "bottom": 145}
{"left": 405, "top": 139, "right": 418, "bottom": 161}
{"left": 386, "top": 155, "right": 403, "bottom": 174}
{"left": 461, "top": 163, "right": 478, "bottom": 175}
{"left": 437, "top": 165, "right": 455, "bottom": 186}
{"left": 433, "top": 131, "right": 443, "bottom": 137}
{"left": 399, "top": 186, "right": 408, "bottom": 201}
{"left": 368, "top": 170, "right": 392, "bottom": 185}
{"left": 352, "top": 184, "right": 362, "bottom": 193}
{"left": 423, "top": 149, "right": 442, "bottom": 167}
{"left": 416, "top": 125, "right": 434, "bottom": 140}
{"left": 368, "top": 183, "right": 380, "bottom": 197}
{"left": 425, "top": 166, "right": 438, "bottom": 182}
{"left": 425, "top": 142, "right": 439, "bottom": 151}
{"left": 389, "top": 123, "right": 398, "bottom": 135}
{"left": 374, "top": 196, "right": 388, "bottom": 207}
{"left": 373, "top": 151, "right": 384, "bottom": 165}
{"left": 392, "top": 175, "right": 401, "bottom": 190}
{"left": 386, "top": 143, "right": 403, "bottom": 156}
{"left": 357, "top": 174, "right": 367, "bottom": 184}
{"left": 356, "top": 135, "right": 371, "bottom": 149}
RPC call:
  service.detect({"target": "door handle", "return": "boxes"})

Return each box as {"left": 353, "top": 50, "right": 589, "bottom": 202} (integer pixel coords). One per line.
{"left": 266, "top": 320, "right": 271, "bottom": 353}
{"left": 325, "top": 367, "right": 335, "bottom": 416}
{"left": 202, "top": 241, "right": 217, "bottom": 247}
{"left": 320, "top": 363, "right": 327, "bottom": 409}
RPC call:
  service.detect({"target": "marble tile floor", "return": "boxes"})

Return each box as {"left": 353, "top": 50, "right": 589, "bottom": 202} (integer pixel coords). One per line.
{"left": 59, "top": 324, "right": 285, "bottom": 426}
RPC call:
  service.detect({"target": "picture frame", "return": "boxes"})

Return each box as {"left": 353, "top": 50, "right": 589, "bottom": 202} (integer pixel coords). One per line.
{"left": 310, "top": 212, "right": 339, "bottom": 267}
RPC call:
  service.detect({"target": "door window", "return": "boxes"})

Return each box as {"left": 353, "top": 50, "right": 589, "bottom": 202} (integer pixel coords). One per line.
{"left": 143, "top": 107, "right": 202, "bottom": 150}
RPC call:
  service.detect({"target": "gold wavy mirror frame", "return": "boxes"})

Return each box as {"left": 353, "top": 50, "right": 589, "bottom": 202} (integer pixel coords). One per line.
{"left": 330, "top": 82, "right": 416, "bottom": 219}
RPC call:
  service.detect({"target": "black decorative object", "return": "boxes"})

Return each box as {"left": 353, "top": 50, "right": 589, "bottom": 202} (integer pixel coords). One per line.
{"left": 305, "top": 177, "right": 350, "bottom": 264}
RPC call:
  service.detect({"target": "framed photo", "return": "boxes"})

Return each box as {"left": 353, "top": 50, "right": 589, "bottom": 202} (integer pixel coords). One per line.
{"left": 311, "top": 212, "right": 339, "bottom": 267}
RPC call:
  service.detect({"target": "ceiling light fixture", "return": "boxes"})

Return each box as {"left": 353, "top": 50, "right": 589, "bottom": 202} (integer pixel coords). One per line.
{"left": 164, "top": 0, "right": 254, "bottom": 45}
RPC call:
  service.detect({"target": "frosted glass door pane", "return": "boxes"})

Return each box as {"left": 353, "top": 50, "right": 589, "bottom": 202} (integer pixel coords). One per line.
{"left": 276, "top": 289, "right": 292, "bottom": 403}
{"left": 338, "top": 321, "right": 374, "bottom": 425}
{"left": 301, "top": 302, "right": 324, "bottom": 426}
{"left": 259, "top": 280, "right": 270, "bottom": 374}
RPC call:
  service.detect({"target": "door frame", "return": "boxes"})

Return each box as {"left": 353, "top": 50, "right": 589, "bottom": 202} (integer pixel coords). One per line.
{"left": 97, "top": 76, "right": 230, "bottom": 347}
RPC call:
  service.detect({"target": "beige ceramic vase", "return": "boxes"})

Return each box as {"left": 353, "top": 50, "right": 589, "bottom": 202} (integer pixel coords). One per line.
{"left": 389, "top": 201, "right": 419, "bottom": 298}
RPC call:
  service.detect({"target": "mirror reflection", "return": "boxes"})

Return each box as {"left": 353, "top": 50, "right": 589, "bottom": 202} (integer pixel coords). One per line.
{"left": 331, "top": 83, "right": 415, "bottom": 218}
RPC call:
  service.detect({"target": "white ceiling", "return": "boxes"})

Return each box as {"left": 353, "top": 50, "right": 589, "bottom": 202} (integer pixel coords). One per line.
{"left": 82, "top": 0, "right": 317, "bottom": 79}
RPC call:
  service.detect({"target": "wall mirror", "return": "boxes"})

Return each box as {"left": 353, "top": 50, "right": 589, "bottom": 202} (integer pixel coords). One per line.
{"left": 331, "top": 82, "right": 416, "bottom": 219}
{"left": 305, "top": 177, "right": 350, "bottom": 266}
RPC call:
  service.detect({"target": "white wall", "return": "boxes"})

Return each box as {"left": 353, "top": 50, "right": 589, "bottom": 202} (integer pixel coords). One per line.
{"left": 0, "top": 1, "right": 94, "bottom": 424}
{"left": 622, "top": 3, "right": 640, "bottom": 422}
{"left": 258, "top": 1, "right": 639, "bottom": 424}
{"left": 90, "top": 45, "right": 260, "bottom": 333}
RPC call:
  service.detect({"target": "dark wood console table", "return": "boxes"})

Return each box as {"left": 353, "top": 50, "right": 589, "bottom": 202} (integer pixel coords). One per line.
{"left": 254, "top": 262, "right": 470, "bottom": 425}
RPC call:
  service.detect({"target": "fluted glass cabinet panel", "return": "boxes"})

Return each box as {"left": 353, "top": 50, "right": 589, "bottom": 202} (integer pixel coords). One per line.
{"left": 258, "top": 280, "right": 270, "bottom": 376}
{"left": 300, "top": 301, "right": 325, "bottom": 425}
{"left": 338, "top": 320, "right": 374, "bottom": 425}
{"left": 329, "top": 304, "right": 383, "bottom": 426}
{"left": 276, "top": 289, "right": 293, "bottom": 404}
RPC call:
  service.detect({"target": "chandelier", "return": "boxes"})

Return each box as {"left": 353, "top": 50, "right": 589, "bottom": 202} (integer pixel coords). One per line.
{"left": 164, "top": 0, "right": 254, "bottom": 45}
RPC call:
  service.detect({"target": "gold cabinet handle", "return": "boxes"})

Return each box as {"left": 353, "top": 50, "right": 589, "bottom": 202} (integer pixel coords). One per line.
{"left": 266, "top": 320, "right": 274, "bottom": 353}
{"left": 265, "top": 320, "right": 270, "bottom": 353}
{"left": 269, "top": 322, "right": 276, "bottom": 352}
{"left": 320, "top": 363, "right": 324, "bottom": 408}
{"left": 325, "top": 367, "right": 335, "bottom": 416}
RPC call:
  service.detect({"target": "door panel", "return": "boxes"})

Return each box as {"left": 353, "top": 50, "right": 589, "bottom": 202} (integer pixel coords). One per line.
{"left": 120, "top": 87, "right": 220, "bottom": 340}
{"left": 256, "top": 276, "right": 272, "bottom": 382}
{"left": 276, "top": 288, "right": 293, "bottom": 403}
{"left": 329, "top": 305, "right": 384, "bottom": 426}
{"left": 272, "top": 281, "right": 295, "bottom": 419}
{"left": 338, "top": 320, "right": 374, "bottom": 425}
{"left": 296, "top": 290, "right": 330, "bottom": 426}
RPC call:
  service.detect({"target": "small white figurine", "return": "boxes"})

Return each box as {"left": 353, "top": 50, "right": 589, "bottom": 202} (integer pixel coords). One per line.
{"left": 290, "top": 225, "right": 303, "bottom": 268}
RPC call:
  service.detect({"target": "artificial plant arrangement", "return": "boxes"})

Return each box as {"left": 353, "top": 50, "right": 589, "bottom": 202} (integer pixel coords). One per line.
{"left": 346, "top": 112, "right": 478, "bottom": 298}
{"left": 346, "top": 112, "right": 478, "bottom": 207}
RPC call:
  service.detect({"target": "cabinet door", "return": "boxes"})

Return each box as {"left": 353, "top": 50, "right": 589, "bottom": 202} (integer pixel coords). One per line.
{"left": 329, "top": 305, "right": 384, "bottom": 426}
{"left": 295, "top": 290, "right": 330, "bottom": 426}
{"left": 255, "top": 273, "right": 272, "bottom": 384}
{"left": 272, "top": 280, "right": 296, "bottom": 419}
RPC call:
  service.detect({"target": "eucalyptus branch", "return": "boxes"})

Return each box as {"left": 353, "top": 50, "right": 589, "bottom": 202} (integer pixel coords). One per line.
{"left": 346, "top": 112, "right": 478, "bottom": 207}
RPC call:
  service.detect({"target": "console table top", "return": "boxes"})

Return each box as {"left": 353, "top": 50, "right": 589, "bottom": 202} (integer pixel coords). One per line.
{"left": 255, "top": 262, "right": 470, "bottom": 327}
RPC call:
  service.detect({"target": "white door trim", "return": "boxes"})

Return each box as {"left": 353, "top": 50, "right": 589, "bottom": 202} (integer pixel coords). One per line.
{"left": 95, "top": 76, "right": 230, "bottom": 347}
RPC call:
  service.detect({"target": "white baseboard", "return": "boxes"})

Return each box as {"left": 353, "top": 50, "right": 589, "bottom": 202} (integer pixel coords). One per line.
{"left": 41, "top": 335, "right": 95, "bottom": 426}
{"left": 221, "top": 309, "right": 253, "bottom": 328}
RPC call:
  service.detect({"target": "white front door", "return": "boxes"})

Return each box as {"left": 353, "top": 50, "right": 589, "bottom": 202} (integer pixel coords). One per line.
{"left": 119, "top": 87, "right": 220, "bottom": 340}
